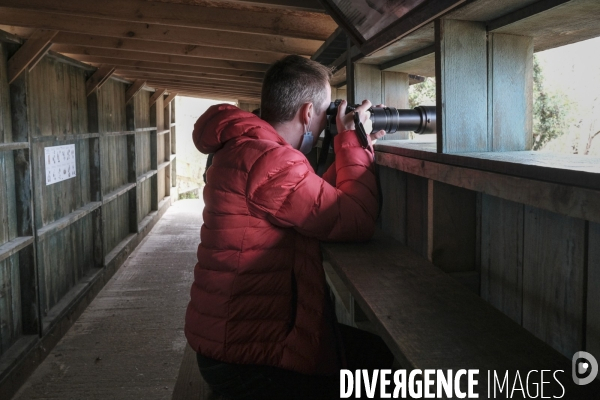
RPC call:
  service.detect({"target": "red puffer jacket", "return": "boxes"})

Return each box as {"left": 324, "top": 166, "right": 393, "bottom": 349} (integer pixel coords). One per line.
{"left": 185, "top": 104, "right": 378, "bottom": 375}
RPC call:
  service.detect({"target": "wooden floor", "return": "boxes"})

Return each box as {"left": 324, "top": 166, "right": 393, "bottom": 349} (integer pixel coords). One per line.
{"left": 11, "top": 199, "right": 204, "bottom": 400}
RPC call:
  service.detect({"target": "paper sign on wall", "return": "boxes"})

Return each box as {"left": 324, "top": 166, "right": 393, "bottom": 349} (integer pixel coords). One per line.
{"left": 45, "top": 144, "right": 76, "bottom": 185}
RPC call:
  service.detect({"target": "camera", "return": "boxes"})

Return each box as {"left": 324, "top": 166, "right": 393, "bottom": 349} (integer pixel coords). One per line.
{"left": 325, "top": 99, "right": 436, "bottom": 136}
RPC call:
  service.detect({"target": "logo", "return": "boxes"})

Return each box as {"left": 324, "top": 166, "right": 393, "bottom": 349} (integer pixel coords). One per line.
{"left": 572, "top": 351, "right": 598, "bottom": 385}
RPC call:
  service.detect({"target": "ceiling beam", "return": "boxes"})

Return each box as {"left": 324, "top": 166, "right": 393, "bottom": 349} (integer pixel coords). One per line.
{"left": 53, "top": 46, "right": 271, "bottom": 73}
{"left": 86, "top": 64, "right": 115, "bottom": 95}
{"left": 224, "top": 0, "right": 324, "bottom": 13}
{"left": 112, "top": 68, "right": 262, "bottom": 86}
{"left": 115, "top": 71, "right": 262, "bottom": 91}
{"left": 0, "top": 7, "right": 322, "bottom": 56}
{"left": 52, "top": 32, "right": 286, "bottom": 65}
{"left": 7, "top": 29, "right": 57, "bottom": 83}
{"left": 159, "top": 88, "right": 260, "bottom": 102}
{"left": 73, "top": 56, "right": 264, "bottom": 80}
{"left": 0, "top": 0, "right": 335, "bottom": 41}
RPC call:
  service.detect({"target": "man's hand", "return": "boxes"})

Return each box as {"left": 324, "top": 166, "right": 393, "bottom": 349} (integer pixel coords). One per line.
{"left": 336, "top": 100, "right": 386, "bottom": 143}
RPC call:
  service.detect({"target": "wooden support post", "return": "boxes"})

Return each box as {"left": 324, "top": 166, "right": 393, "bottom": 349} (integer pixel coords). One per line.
{"left": 7, "top": 29, "right": 57, "bottom": 84}
{"left": 87, "top": 89, "right": 104, "bottom": 268}
{"left": 125, "top": 79, "right": 146, "bottom": 104}
{"left": 588, "top": 222, "right": 600, "bottom": 358}
{"left": 85, "top": 64, "right": 115, "bottom": 96}
{"left": 435, "top": 19, "right": 487, "bottom": 153}
{"left": 9, "top": 66, "right": 40, "bottom": 336}
{"left": 381, "top": 71, "right": 409, "bottom": 140}
{"left": 149, "top": 102, "right": 158, "bottom": 211}
{"left": 352, "top": 63, "right": 382, "bottom": 106}
{"left": 488, "top": 33, "right": 534, "bottom": 151}
{"left": 125, "top": 98, "right": 139, "bottom": 234}
{"left": 163, "top": 92, "right": 177, "bottom": 108}
{"left": 427, "top": 180, "right": 477, "bottom": 274}
{"left": 149, "top": 88, "right": 166, "bottom": 107}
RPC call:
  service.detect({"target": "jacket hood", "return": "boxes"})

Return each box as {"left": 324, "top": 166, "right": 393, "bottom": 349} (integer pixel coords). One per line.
{"left": 192, "top": 104, "right": 286, "bottom": 154}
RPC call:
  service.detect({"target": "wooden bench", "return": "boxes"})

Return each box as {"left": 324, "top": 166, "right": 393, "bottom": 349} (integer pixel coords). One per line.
{"left": 322, "top": 230, "right": 600, "bottom": 398}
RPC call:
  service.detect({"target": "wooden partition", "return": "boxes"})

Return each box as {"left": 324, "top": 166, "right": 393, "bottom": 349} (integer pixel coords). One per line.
{"left": 0, "top": 38, "right": 177, "bottom": 394}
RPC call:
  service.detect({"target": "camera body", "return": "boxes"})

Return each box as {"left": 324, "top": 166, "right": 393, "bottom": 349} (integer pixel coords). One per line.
{"left": 325, "top": 99, "right": 436, "bottom": 136}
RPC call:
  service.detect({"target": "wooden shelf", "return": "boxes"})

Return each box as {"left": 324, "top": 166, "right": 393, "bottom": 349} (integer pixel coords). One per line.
{"left": 136, "top": 169, "right": 157, "bottom": 183}
{"left": 321, "top": 230, "right": 600, "bottom": 397}
{"left": 0, "top": 142, "right": 29, "bottom": 151}
{"left": 157, "top": 129, "right": 170, "bottom": 136}
{"left": 170, "top": 123, "right": 176, "bottom": 127}
{"left": 37, "top": 202, "right": 102, "bottom": 242}
{"left": 0, "top": 236, "right": 34, "bottom": 263}
{"left": 375, "top": 141, "right": 600, "bottom": 190}
{"left": 170, "top": 154, "right": 177, "bottom": 162}
{"left": 102, "top": 182, "right": 136, "bottom": 205}
{"left": 375, "top": 142, "right": 600, "bottom": 224}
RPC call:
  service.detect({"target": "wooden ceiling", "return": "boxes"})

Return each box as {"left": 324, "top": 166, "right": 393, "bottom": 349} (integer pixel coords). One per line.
{"left": 0, "top": 0, "right": 336, "bottom": 101}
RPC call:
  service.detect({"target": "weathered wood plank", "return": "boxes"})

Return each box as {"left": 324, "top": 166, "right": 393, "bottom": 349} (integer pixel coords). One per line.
{"left": 54, "top": 43, "right": 272, "bottom": 72}
{"left": 102, "top": 182, "right": 136, "bottom": 206}
{"left": 523, "top": 207, "right": 585, "bottom": 357}
{"left": 488, "top": 33, "right": 533, "bottom": 151}
{"left": 378, "top": 166, "right": 407, "bottom": 244}
{"left": 405, "top": 174, "right": 428, "bottom": 257}
{"left": 381, "top": 71, "right": 409, "bottom": 140}
{"left": 3, "top": 0, "right": 335, "bottom": 41}
{"left": 7, "top": 29, "right": 57, "bottom": 84}
{"left": 101, "top": 193, "right": 131, "bottom": 257}
{"left": 435, "top": 19, "right": 487, "bottom": 153}
{"left": 0, "top": 8, "right": 321, "bottom": 56}
{"left": 322, "top": 230, "right": 600, "bottom": 397}
{"left": 587, "top": 222, "right": 600, "bottom": 358}
{"left": 428, "top": 180, "right": 477, "bottom": 272}
{"left": 480, "top": 194, "right": 524, "bottom": 324}
{"left": 137, "top": 178, "right": 152, "bottom": 225}
{"left": 0, "top": 43, "right": 11, "bottom": 144}
{"left": 351, "top": 63, "right": 382, "bottom": 106}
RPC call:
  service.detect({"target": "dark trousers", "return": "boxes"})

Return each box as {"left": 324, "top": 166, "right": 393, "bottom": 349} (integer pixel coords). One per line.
{"left": 196, "top": 323, "right": 394, "bottom": 400}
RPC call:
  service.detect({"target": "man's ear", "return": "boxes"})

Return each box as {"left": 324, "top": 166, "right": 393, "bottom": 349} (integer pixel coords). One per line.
{"left": 300, "top": 102, "right": 313, "bottom": 127}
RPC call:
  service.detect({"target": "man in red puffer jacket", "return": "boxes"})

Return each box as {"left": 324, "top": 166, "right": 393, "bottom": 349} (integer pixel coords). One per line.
{"left": 185, "top": 55, "right": 393, "bottom": 399}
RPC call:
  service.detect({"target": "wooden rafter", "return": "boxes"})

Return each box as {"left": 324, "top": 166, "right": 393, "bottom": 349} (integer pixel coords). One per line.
{"left": 0, "top": 7, "right": 322, "bottom": 56}
{"left": 163, "top": 92, "right": 177, "bottom": 108}
{"left": 52, "top": 33, "right": 287, "bottom": 65}
{"left": 124, "top": 79, "right": 146, "bottom": 103}
{"left": 7, "top": 28, "right": 57, "bottom": 83}
{"left": 85, "top": 64, "right": 115, "bottom": 96}
{"left": 53, "top": 46, "right": 271, "bottom": 73}
{"left": 0, "top": 0, "right": 335, "bottom": 41}
{"left": 149, "top": 88, "right": 167, "bottom": 106}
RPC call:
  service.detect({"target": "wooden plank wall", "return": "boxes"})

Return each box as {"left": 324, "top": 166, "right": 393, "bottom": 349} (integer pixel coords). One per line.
{"left": 0, "top": 39, "right": 177, "bottom": 362}
{"left": 379, "top": 170, "right": 596, "bottom": 358}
